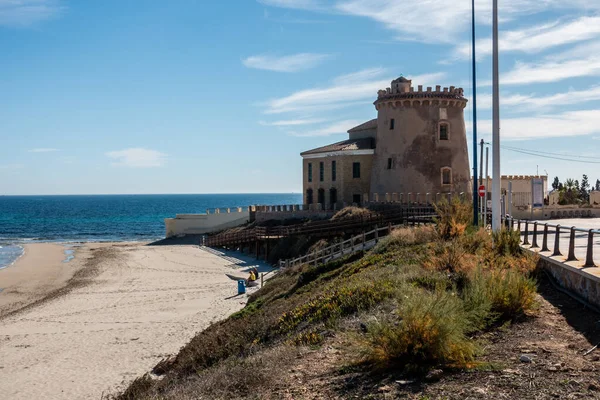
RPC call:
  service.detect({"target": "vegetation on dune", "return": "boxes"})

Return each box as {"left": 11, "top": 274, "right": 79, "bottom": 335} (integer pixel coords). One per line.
{"left": 116, "top": 201, "right": 539, "bottom": 400}
{"left": 330, "top": 206, "right": 380, "bottom": 221}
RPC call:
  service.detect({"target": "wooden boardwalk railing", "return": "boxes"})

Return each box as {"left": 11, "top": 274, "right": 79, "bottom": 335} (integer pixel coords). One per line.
{"left": 204, "top": 206, "right": 435, "bottom": 248}
{"left": 278, "top": 224, "right": 397, "bottom": 269}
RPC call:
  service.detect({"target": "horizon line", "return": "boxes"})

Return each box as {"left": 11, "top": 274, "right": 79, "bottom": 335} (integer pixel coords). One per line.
{"left": 0, "top": 192, "right": 301, "bottom": 197}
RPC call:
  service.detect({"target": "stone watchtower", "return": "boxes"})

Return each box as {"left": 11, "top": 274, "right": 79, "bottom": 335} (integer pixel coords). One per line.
{"left": 369, "top": 77, "right": 471, "bottom": 196}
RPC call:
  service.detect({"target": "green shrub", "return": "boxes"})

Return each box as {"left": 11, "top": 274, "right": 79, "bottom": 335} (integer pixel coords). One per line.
{"left": 492, "top": 228, "right": 522, "bottom": 256}
{"left": 277, "top": 279, "right": 396, "bottom": 334}
{"left": 486, "top": 268, "right": 537, "bottom": 321}
{"left": 423, "top": 240, "right": 476, "bottom": 275}
{"left": 290, "top": 329, "right": 324, "bottom": 346}
{"left": 354, "top": 288, "right": 478, "bottom": 372}
{"left": 460, "top": 270, "right": 495, "bottom": 331}
{"left": 434, "top": 197, "right": 473, "bottom": 240}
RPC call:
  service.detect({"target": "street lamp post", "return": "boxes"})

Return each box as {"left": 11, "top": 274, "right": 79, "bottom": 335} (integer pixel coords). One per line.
{"left": 471, "top": 0, "right": 479, "bottom": 227}
{"left": 491, "top": 0, "right": 501, "bottom": 232}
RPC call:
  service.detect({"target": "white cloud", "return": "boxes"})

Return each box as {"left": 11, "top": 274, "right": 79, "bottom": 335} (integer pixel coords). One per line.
{"left": 259, "top": 118, "right": 327, "bottom": 126}
{"left": 242, "top": 53, "right": 331, "bottom": 72}
{"left": 289, "top": 119, "right": 364, "bottom": 137}
{"left": 0, "top": 0, "right": 64, "bottom": 27}
{"left": 478, "top": 110, "right": 600, "bottom": 140}
{"left": 264, "top": 69, "right": 446, "bottom": 114}
{"left": 106, "top": 148, "right": 167, "bottom": 168}
{"left": 500, "top": 56, "right": 600, "bottom": 85}
{"left": 28, "top": 148, "right": 59, "bottom": 153}
{"left": 332, "top": 67, "right": 388, "bottom": 84}
{"left": 548, "top": 40, "right": 600, "bottom": 62}
{"left": 260, "top": 0, "right": 600, "bottom": 43}
{"left": 478, "top": 86, "right": 600, "bottom": 111}
{"left": 457, "top": 16, "right": 600, "bottom": 59}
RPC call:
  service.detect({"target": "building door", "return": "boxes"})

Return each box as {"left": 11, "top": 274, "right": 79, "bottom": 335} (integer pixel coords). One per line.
{"left": 353, "top": 194, "right": 361, "bottom": 206}
{"left": 318, "top": 188, "right": 325, "bottom": 206}
{"left": 306, "top": 189, "right": 313, "bottom": 205}
{"left": 329, "top": 188, "right": 337, "bottom": 209}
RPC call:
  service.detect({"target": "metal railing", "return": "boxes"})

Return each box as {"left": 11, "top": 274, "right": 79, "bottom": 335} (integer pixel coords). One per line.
{"left": 507, "top": 217, "right": 599, "bottom": 268}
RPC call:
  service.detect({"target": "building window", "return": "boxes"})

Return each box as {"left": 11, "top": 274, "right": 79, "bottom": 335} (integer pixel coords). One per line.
{"left": 318, "top": 188, "right": 325, "bottom": 205}
{"left": 352, "top": 162, "right": 361, "bottom": 179}
{"left": 441, "top": 167, "right": 452, "bottom": 185}
{"left": 353, "top": 194, "right": 362, "bottom": 206}
{"left": 329, "top": 188, "right": 337, "bottom": 206}
{"left": 439, "top": 123, "right": 449, "bottom": 140}
{"left": 319, "top": 162, "right": 324, "bottom": 182}
{"left": 308, "top": 163, "right": 312, "bottom": 182}
{"left": 390, "top": 118, "right": 395, "bottom": 130}
{"left": 331, "top": 160, "right": 336, "bottom": 181}
{"left": 306, "top": 188, "right": 313, "bottom": 204}
{"left": 387, "top": 158, "right": 393, "bottom": 170}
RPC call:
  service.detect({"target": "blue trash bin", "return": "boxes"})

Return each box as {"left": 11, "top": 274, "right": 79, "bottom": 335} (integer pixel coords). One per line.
{"left": 237, "top": 280, "right": 246, "bottom": 295}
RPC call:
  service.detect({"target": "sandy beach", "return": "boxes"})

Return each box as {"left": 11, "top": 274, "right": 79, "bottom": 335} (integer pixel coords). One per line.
{"left": 0, "top": 241, "right": 264, "bottom": 399}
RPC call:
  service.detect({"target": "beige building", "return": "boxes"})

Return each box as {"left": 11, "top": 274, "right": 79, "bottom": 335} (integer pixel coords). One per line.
{"left": 301, "top": 77, "right": 471, "bottom": 209}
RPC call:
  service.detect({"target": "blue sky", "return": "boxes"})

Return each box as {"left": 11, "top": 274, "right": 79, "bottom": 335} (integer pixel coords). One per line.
{"left": 1, "top": 0, "right": 599, "bottom": 195}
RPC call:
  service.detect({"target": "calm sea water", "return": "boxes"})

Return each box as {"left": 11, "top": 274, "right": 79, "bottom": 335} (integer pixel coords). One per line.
{"left": 0, "top": 193, "right": 301, "bottom": 269}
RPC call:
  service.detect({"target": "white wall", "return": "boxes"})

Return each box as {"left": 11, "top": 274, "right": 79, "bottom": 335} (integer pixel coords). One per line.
{"left": 165, "top": 211, "right": 249, "bottom": 238}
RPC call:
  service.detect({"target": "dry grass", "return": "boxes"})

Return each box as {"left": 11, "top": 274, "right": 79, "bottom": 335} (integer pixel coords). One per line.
{"left": 434, "top": 197, "right": 473, "bottom": 240}
{"left": 331, "top": 206, "right": 379, "bottom": 221}
{"left": 373, "top": 225, "right": 437, "bottom": 254}
{"left": 353, "top": 287, "right": 479, "bottom": 372}
{"left": 423, "top": 240, "right": 478, "bottom": 276}
{"left": 156, "top": 345, "right": 301, "bottom": 400}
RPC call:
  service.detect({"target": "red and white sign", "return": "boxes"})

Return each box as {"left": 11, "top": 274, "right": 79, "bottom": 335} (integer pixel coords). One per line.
{"left": 478, "top": 185, "right": 486, "bottom": 197}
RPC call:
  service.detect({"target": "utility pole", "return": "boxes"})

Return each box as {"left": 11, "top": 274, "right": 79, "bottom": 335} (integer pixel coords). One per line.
{"left": 485, "top": 146, "right": 489, "bottom": 227}
{"left": 479, "top": 139, "right": 484, "bottom": 226}
{"left": 491, "top": 0, "right": 501, "bottom": 232}
{"left": 508, "top": 181, "right": 512, "bottom": 217}
{"left": 471, "top": 0, "right": 478, "bottom": 227}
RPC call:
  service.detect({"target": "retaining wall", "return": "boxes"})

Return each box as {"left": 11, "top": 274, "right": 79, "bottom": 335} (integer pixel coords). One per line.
{"left": 538, "top": 255, "right": 600, "bottom": 309}
{"left": 165, "top": 211, "right": 249, "bottom": 238}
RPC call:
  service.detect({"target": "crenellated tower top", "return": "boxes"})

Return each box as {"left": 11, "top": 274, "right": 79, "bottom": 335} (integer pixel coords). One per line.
{"left": 374, "top": 77, "right": 468, "bottom": 110}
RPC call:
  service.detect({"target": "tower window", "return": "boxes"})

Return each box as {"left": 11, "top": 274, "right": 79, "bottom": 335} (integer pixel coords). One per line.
{"left": 352, "top": 162, "right": 361, "bottom": 179}
{"left": 319, "top": 162, "right": 324, "bottom": 182}
{"left": 331, "top": 160, "right": 336, "bottom": 181}
{"left": 439, "top": 123, "right": 449, "bottom": 140}
{"left": 387, "top": 158, "right": 393, "bottom": 170}
{"left": 441, "top": 167, "right": 452, "bottom": 185}
{"left": 390, "top": 118, "right": 395, "bottom": 130}
{"left": 308, "top": 163, "right": 312, "bottom": 182}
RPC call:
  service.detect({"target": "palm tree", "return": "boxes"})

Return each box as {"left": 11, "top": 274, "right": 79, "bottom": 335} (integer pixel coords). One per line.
{"left": 565, "top": 179, "right": 575, "bottom": 190}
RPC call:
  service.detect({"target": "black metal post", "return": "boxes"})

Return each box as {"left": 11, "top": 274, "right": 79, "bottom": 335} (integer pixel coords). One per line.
{"left": 552, "top": 225, "right": 562, "bottom": 257}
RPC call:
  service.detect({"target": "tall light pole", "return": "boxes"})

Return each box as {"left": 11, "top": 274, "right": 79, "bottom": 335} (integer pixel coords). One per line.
{"left": 471, "top": 0, "right": 479, "bottom": 226}
{"left": 491, "top": 0, "right": 501, "bottom": 231}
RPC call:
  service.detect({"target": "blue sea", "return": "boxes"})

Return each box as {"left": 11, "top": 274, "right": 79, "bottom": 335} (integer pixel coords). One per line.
{"left": 0, "top": 193, "right": 302, "bottom": 269}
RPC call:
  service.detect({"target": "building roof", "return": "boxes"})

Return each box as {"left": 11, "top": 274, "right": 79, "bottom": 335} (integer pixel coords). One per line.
{"left": 300, "top": 137, "right": 375, "bottom": 156}
{"left": 347, "top": 118, "right": 377, "bottom": 133}
{"left": 391, "top": 76, "right": 410, "bottom": 83}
